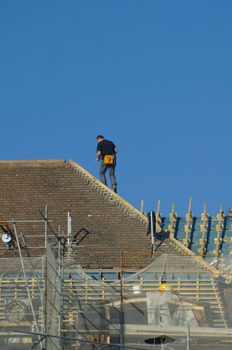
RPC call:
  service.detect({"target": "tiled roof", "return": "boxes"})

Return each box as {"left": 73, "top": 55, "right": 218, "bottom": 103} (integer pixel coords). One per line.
{"left": 0, "top": 160, "right": 222, "bottom": 274}
{"left": 0, "top": 160, "right": 150, "bottom": 268}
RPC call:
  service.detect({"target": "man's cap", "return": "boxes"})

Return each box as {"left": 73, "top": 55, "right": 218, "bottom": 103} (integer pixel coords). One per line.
{"left": 96, "top": 135, "right": 104, "bottom": 139}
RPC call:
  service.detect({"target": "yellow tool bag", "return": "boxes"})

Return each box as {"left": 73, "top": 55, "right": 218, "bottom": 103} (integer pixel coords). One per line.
{"left": 104, "top": 155, "right": 114, "bottom": 165}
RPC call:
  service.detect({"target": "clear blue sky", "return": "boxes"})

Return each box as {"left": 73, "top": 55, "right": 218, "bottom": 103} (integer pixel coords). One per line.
{"left": 0, "top": 1, "right": 231, "bottom": 216}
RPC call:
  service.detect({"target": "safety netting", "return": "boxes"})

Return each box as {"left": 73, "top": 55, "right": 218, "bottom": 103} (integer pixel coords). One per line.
{"left": 62, "top": 254, "right": 232, "bottom": 350}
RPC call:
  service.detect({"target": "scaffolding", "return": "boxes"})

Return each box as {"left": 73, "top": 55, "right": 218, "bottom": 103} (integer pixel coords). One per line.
{"left": 0, "top": 210, "right": 62, "bottom": 350}
{"left": 0, "top": 210, "right": 232, "bottom": 349}
{"left": 61, "top": 258, "right": 232, "bottom": 348}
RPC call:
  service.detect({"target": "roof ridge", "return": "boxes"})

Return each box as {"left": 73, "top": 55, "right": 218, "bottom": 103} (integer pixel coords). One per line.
{"left": 0, "top": 160, "right": 64, "bottom": 165}
{"left": 66, "top": 160, "right": 147, "bottom": 224}
{"left": 169, "top": 236, "right": 220, "bottom": 276}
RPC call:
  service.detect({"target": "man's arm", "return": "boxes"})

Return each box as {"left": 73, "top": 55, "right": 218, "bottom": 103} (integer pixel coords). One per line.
{"left": 112, "top": 142, "right": 118, "bottom": 154}
{"left": 96, "top": 143, "right": 102, "bottom": 161}
{"left": 96, "top": 150, "right": 101, "bottom": 161}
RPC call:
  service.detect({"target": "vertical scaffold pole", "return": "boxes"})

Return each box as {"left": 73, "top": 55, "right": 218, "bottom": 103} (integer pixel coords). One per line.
{"left": 67, "top": 212, "right": 72, "bottom": 247}
{"left": 186, "top": 323, "right": 190, "bottom": 350}
{"left": 58, "top": 225, "right": 64, "bottom": 350}
{"left": 44, "top": 205, "right": 48, "bottom": 250}
{"left": 150, "top": 211, "right": 154, "bottom": 251}
{"left": 120, "top": 250, "right": 125, "bottom": 349}
{"left": 12, "top": 221, "right": 43, "bottom": 350}
{"left": 140, "top": 199, "right": 144, "bottom": 214}
{"left": 43, "top": 206, "right": 48, "bottom": 350}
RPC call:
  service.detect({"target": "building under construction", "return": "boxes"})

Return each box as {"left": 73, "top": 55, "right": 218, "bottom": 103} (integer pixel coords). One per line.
{"left": 0, "top": 160, "right": 232, "bottom": 349}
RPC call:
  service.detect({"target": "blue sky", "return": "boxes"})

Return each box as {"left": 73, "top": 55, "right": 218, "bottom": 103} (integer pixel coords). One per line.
{"left": 0, "top": 1, "right": 231, "bottom": 216}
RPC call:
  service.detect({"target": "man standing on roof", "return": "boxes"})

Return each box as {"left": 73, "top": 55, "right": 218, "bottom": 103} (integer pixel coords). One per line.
{"left": 96, "top": 135, "right": 118, "bottom": 193}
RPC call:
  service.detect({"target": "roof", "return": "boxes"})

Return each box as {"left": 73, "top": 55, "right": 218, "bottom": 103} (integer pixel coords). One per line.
{"left": 0, "top": 160, "right": 151, "bottom": 268}
{"left": 0, "top": 160, "right": 226, "bottom": 273}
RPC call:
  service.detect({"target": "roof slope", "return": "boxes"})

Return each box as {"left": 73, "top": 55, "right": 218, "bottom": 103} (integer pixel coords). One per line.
{"left": 0, "top": 160, "right": 150, "bottom": 268}
{"left": 0, "top": 160, "right": 220, "bottom": 274}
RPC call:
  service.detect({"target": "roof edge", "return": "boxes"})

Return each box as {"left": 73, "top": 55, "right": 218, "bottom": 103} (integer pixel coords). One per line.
{"left": 0, "top": 160, "right": 65, "bottom": 165}
{"left": 169, "top": 236, "right": 220, "bottom": 276}
{"left": 67, "top": 160, "right": 148, "bottom": 224}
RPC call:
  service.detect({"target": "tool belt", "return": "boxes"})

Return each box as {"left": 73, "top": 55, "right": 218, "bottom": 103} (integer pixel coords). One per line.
{"left": 103, "top": 155, "right": 115, "bottom": 165}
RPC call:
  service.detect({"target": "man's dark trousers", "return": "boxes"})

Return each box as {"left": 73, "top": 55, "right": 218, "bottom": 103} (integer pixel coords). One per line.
{"left": 100, "top": 161, "right": 117, "bottom": 190}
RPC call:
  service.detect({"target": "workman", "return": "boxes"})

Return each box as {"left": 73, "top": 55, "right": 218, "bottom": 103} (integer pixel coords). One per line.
{"left": 96, "top": 135, "right": 118, "bottom": 193}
